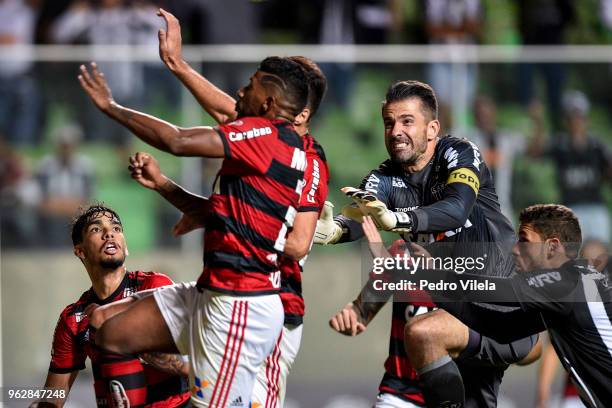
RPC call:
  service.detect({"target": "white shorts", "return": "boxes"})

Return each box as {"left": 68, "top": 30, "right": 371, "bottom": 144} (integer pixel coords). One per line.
{"left": 154, "top": 282, "right": 284, "bottom": 408}
{"left": 252, "top": 324, "right": 303, "bottom": 408}
{"left": 374, "top": 393, "right": 423, "bottom": 408}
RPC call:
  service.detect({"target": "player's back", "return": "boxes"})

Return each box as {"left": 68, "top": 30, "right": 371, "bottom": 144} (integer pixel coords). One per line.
{"left": 201, "top": 117, "right": 307, "bottom": 295}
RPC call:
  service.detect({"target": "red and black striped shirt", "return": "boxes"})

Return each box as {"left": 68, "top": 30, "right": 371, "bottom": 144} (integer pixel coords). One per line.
{"left": 199, "top": 117, "right": 306, "bottom": 295}
{"left": 278, "top": 134, "right": 329, "bottom": 325}
{"left": 49, "top": 271, "right": 190, "bottom": 407}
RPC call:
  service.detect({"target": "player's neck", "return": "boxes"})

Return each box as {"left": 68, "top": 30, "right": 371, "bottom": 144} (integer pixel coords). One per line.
{"left": 89, "top": 265, "right": 126, "bottom": 300}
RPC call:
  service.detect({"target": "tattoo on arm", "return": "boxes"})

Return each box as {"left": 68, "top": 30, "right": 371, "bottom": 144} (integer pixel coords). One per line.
{"left": 353, "top": 295, "right": 387, "bottom": 325}
{"left": 140, "top": 353, "right": 187, "bottom": 376}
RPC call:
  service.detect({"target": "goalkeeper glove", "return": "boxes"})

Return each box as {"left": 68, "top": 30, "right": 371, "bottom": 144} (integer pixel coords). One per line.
{"left": 341, "top": 187, "right": 414, "bottom": 232}
{"left": 314, "top": 201, "right": 343, "bottom": 245}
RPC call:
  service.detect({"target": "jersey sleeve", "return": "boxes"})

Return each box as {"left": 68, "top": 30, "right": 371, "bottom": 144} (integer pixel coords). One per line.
{"left": 298, "top": 153, "right": 329, "bottom": 213}
{"left": 510, "top": 268, "right": 578, "bottom": 315}
{"left": 140, "top": 272, "right": 174, "bottom": 290}
{"left": 411, "top": 138, "right": 482, "bottom": 232}
{"left": 442, "top": 138, "right": 483, "bottom": 195}
{"left": 214, "top": 117, "right": 284, "bottom": 173}
{"left": 49, "top": 313, "right": 86, "bottom": 373}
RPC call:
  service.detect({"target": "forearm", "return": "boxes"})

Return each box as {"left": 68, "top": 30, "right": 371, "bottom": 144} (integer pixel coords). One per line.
{"left": 334, "top": 215, "right": 364, "bottom": 243}
{"left": 353, "top": 278, "right": 391, "bottom": 325}
{"left": 169, "top": 60, "right": 237, "bottom": 124}
{"left": 140, "top": 353, "right": 189, "bottom": 377}
{"left": 410, "top": 183, "right": 474, "bottom": 232}
{"left": 155, "top": 177, "right": 209, "bottom": 217}
{"left": 105, "top": 102, "right": 184, "bottom": 154}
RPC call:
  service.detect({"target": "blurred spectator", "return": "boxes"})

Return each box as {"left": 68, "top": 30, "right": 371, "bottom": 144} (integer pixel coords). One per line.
{"left": 517, "top": 0, "right": 575, "bottom": 134}
{"left": 51, "top": 0, "right": 162, "bottom": 145}
{"left": 298, "top": 0, "right": 397, "bottom": 108}
{"left": 424, "top": 0, "right": 482, "bottom": 128}
{"left": 462, "top": 95, "right": 525, "bottom": 220}
{"left": 36, "top": 124, "right": 94, "bottom": 247}
{"left": 528, "top": 91, "right": 612, "bottom": 243}
{"left": 0, "top": 140, "right": 39, "bottom": 247}
{"left": 0, "top": 0, "right": 42, "bottom": 145}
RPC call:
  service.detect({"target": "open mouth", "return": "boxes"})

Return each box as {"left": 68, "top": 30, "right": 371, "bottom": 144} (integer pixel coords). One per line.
{"left": 103, "top": 242, "right": 119, "bottom": 255}
{"left": 391, "top": 139, "right": 411, "bottom": 152}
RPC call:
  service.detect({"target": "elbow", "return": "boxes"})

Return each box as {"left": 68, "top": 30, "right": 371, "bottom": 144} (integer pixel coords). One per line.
{"left": 284, "top": 241, "right": 310, "bottom": 260}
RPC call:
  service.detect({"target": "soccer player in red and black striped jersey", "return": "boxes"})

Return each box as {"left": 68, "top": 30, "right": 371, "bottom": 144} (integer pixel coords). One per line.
{"left": 32, "top": 205, "right": 190, "bottom": 408}
{"left": 79, "top": 48, "right": 311, "bottom": 405}
{"left": 122, "top": 12, "right": 331, "bottom": 406}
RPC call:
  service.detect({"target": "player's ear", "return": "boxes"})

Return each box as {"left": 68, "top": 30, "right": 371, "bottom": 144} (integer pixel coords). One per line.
{"left": 427, "top": 119, "right": 440, "bottom": 140}
{"left": 546, "top": 238, "right": 562, "bottom": 258}
{"left": 74, "top": 245, "right": 85, "bottom": 261}
{"left": 261, "top": 96, "right": 274, "bottom": 115}
{"left": 294, "top": 107, "right": 310, "bottom": 127}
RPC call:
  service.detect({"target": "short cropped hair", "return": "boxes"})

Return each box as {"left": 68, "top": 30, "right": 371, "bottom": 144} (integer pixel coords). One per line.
{"left": 384, "top": 80, "right": 438, "bottom": 120}
{"left": 71, "top": 204, "right": 122, "bottom": 246}
{"left": 289, "top": 56, "right": 327, "bottom": 117}
{"left": 258, "top": 57, "right": 310, "bottom": 117}
{"left": 519, "top": 204, "right": 582, "bottom": 258}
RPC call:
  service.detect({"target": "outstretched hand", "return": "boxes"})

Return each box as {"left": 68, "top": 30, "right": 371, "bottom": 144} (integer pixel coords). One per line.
{"left": 329, "top": 302, "right": 367, "bottom": 337}
{"left": 157, "top": 8, "right": 183, "bottom": 71}
{"left": 78, "top": 62, "right": 114, "bottom": 112}
{"left": 128, "top": 152, "right": 167, "bottom": 190}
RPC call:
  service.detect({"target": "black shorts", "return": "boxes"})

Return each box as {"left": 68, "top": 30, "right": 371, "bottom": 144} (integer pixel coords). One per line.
{"left": 456, "top": 331, "right": 540, "bottom": 408}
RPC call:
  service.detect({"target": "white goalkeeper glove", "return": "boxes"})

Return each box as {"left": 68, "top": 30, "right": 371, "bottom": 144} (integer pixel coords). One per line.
{"left": 314, "top": 201, "right": 343, "bottom": 245}
{"left": 341, "top": 187, "right": 414, "bottom": 232}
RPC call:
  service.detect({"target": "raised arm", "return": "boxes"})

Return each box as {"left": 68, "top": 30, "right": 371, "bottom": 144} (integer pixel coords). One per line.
{"left": 157, "top": 8, "right": 237, "bottom": 124}
{"left": 79, "top": 63, "right": 224, "bottom": 157}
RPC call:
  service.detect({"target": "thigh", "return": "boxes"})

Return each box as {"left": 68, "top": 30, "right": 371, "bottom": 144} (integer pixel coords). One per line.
{"left": 190, "top": 292, "right": 284, "bottom": 408}
{"left": 97, "top": 295, "right": 178, "bottom": 355}
{"left": 252, "top": 324, "right": 303, "bottom": 408}
{"left": 406, "top": 309, "right": 469, "bottom": 358}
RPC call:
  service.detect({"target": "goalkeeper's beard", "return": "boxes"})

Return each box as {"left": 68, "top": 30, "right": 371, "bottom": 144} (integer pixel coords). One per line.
{"left": 387, "top": 135, "right": 428, "bottom": 167}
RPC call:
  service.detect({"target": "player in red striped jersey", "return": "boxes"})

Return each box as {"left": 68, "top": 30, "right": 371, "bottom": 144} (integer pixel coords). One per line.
{"left": 31, "top": 205, "right": 190, "bottom": 408}
{"left": 80, "top": 47, "right": 311, "bottom": 405}
{"left": 150, "top": 13, "right": 330, "bottom": 405}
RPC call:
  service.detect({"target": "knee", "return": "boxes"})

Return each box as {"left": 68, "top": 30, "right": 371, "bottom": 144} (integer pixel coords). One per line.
{"left": 404, "top": 318, "right": 433, "bottom": 350}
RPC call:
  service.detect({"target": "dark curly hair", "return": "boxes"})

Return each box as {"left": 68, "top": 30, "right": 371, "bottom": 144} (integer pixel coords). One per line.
{"left": 71, "top": 204, "right": 122, "bottom": 246}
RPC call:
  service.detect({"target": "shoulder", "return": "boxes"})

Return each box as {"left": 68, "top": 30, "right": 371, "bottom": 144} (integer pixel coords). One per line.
{"left": 58, "top": 291, "right": 90, "bottom": 330}
{"left": 132, "top": 270, "right": 174, "bottom": 290}
{"left": 306, "top": 135, "right": 328, "bottom": 163}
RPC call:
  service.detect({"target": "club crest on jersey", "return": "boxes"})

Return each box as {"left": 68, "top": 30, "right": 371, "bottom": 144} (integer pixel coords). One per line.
{"left": 228, "top": 126, "right": 272, "bottom": 142}
{"left": 75, "top": 311, "right": 85, "bottom": 323}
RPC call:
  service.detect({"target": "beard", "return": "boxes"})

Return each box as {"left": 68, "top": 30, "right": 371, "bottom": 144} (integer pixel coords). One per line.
{"left": 99, "top": 256, "right": 125, "bottom": 270}
{"left": 387, "top": 135, "right": 427, "bottom": 166}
